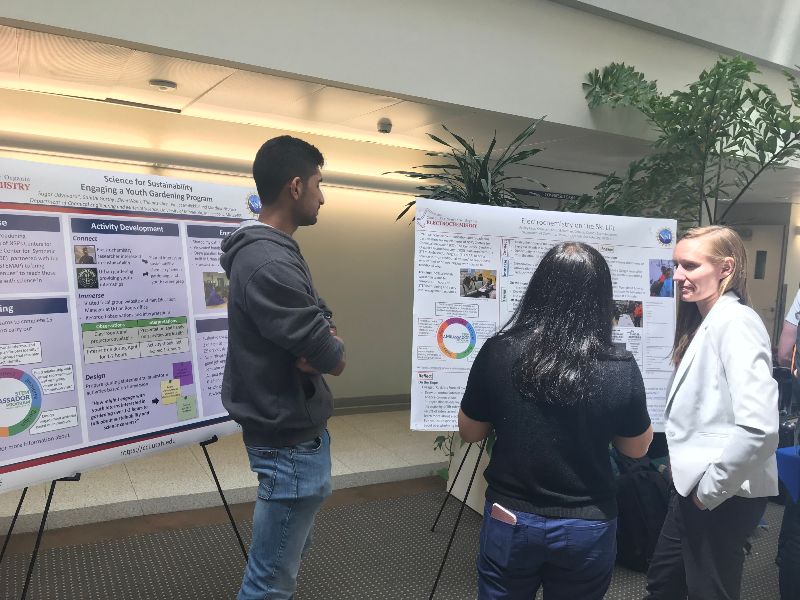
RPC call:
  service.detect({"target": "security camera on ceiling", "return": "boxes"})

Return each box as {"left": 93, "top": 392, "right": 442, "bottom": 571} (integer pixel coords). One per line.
{"left": 377, "top": 117, "right": 393, "bottom": 134}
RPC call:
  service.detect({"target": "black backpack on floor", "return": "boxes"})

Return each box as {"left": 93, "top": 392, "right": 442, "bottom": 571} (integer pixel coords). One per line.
{"left": 612, "top": 450, "right": 670, "bottom": 572}
{"left": 774, "top": 366, "right": 799, "bottom": 504}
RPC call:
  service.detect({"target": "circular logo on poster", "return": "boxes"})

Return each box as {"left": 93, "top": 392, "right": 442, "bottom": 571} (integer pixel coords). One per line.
{"left": 657, "top": 227, "right": 674, "bottom": 247}
{"left": 246, "top": 193, "right": 262, "bottom": 216}
{"left": 437, "top": 318, "right": 477, "bottom": 359}
{"left": 0, "top": 368, "right": 42, "bottom": 437}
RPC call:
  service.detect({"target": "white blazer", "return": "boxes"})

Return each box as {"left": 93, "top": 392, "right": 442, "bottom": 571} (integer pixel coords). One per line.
{"left": 665, "top": 291, "right": 779, "bottom": 510}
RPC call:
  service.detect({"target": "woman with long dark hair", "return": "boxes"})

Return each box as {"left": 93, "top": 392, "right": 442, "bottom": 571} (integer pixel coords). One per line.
{"left": 644, "top": 226, "right": 779, "bottom": 600}
{"left": 459, "top": 242, "right": 653, "bottom": 599}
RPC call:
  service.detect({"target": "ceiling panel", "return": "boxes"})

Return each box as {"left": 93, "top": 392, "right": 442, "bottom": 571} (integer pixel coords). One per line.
{"left": 108, "top": 51, "right": 235, "bottom": 110}
{"left": 407, "top": 111, "right": 549, "bottom": 154}
{"left": 406, "top": 114, "right": 650, "bottom": 177}
{"left": 533, "top": 133, "right": 650, "bottom": 174}
{"left": 1, "top": 26, "right": 798, "bottom": 204}
{"left": 186, "top": 70, "right": 325, "bottom": 117}
{"left": 341, "top": 99, "right": 474, "bottom": 134}
{"left": 0, "top": 26, "right": 18, "bottom": 88}
{"left": 746, "top": 167, "right": 800, "bottom": 202}
{"left": 282, "top": 86, "right": 401, "bottom": 124}
{"left": 17, "top": 30, "right": 132, "bottom": 99}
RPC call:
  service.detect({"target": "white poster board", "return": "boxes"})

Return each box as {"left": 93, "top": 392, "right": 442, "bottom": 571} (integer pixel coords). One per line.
{"left": 410, "top": 199, "right": 676, "bottom": 432}
{"left": 0, "top": 156, "right": 262, "bottom": 493}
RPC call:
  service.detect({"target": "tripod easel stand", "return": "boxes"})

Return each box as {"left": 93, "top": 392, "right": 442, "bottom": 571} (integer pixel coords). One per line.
{"left": 0, "top": 435, "right": 247, "bottom": 599}
{"left": 429, "top": 437, "right": 487, "bottom": 600}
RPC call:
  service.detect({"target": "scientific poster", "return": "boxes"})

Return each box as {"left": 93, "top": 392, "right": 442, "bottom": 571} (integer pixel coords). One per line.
{"left": 410, "top": 199, "right": 677, "bottom": 432}
{"left": 0, "top": 156, "right": 261, "bottom": 492}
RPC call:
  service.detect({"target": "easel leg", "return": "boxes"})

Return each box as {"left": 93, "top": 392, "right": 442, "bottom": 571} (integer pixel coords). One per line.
{"left": 200, "top": 436, "right": 248, "bottom": 562}
{"left": 429, "top": 439, "right": 486, "bottom": 600}
{"left": 0, "top": 487, "right": 28, "bottom": 566}
{"left": 431, "top": 442, "right": 473, "bottom": 532}
{"left": 20, "top": 474, "right": 80, "bottom": 600}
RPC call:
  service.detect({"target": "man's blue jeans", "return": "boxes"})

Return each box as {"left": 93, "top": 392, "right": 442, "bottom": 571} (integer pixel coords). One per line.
{"left": 237, "top": 429, "right": 332, "bottom": 600}
{"left": 477, "top": 501, "right": 617, "bottom": 600}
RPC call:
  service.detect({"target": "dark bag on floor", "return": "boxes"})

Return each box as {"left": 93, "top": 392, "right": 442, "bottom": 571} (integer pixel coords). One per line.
{"left": 771, "top": 366, "right": 799, "bottom": 504}
{"left": 781, "top": 416, "right": 799, "bottom": 449}
{"left": 775, "top": 366, "right": 795, "bottom": 414}
{"left": 613, "top": 450, "right": 670, "bottom": 572}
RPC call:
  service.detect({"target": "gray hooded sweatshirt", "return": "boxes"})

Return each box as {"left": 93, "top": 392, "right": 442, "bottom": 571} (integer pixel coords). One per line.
{"left": 220, "top": 221, "right": 343, "bottom": 447}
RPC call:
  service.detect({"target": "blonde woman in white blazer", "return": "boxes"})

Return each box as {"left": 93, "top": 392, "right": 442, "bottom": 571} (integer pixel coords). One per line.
{"left": 645, "top": 226, "right": 779, "bottom": 600}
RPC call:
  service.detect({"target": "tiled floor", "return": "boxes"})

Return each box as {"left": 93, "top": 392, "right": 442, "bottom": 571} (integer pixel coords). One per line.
{"left": 0, "top": 410, "right": 447, "bottom": 534}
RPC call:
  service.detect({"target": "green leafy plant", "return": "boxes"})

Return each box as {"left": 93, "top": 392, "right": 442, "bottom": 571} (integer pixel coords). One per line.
{"left": 388, "top": 120, "right": 548, "bottom": 221}
{"left": 432, "top": 431, "right": 496, "bottom": 481}
{"left": 569, "top": 57, "right": 800, "bottom": 226}
{"left": 433, "top": 433, "right": 456, "bottom": 480}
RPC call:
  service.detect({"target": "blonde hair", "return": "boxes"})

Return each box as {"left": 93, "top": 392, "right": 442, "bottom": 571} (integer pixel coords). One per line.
{"left": 673, "top": 225, "right": 749, "bottom": 365}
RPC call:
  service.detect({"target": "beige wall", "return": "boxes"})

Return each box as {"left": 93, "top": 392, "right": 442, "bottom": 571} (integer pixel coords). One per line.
{"left": 559, "top": 0, "right": 800, "bottom": 69}
{"left": 296, "top": 187, "right": 416, "bottom": 399}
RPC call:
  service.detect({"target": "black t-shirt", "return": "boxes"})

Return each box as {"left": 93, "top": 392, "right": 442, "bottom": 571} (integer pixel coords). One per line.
{"left": 460, "top": 335, "right": 650, "bottom": 520}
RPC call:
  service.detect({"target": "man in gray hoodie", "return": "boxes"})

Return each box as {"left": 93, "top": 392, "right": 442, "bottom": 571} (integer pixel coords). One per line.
{"left": 220, "top": 136, "right": 345, "bottom": 600}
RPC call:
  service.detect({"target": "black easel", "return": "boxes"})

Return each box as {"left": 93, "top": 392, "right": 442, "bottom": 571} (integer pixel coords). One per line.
{"left": 199, "top": 436, "right": 248, "bottom": 562}
{"left": 0, "top": 486, "right": 28, "bottom": 566}
{"left": 429, "top": 438, "right": 487, "bottom": 600}
{"left": 17, "top": 473, "right": 81, "bottom": 600}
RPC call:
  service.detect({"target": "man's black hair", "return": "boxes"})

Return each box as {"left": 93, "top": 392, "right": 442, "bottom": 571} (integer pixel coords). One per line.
{"left": 252, "top": 136, "right": 324, "bottom": 206}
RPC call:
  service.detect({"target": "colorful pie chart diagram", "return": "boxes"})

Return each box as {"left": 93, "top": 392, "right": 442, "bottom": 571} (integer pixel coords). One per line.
{"left": 0, "top": 367, "right": 43, "bottom": 437}
{"left": 437, "top": 318, "right": 477, "bottom": 359}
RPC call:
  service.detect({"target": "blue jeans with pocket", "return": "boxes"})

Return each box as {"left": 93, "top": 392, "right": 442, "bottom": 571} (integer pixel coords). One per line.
{"left": 477, "top": 501, "right": 617, "bottom": 600}
{"left": 237, "top": 429, "right": 332, "bottom": 600}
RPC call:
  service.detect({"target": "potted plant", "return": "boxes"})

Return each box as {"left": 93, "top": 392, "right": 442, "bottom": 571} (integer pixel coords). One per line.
{"left": 389, "top": 119, "right": 548, "bottom": 221}
{"left": 568, "top": 56, "right": 800, "bottom": 227}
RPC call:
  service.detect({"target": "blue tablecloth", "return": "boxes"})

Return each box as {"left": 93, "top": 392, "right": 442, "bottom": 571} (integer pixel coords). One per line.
{"left": 777, "top": 445, "right": 800, "bottom": 503}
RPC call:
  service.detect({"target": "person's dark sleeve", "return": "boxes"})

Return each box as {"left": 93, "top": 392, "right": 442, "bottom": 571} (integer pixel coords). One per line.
{"left": 615, "top": 360, "right": 651, "bottom": 437}
{"left": 460, "top": 340, "right": 494, "bottom": 423}
{"left": 245, "top": 260, "right": 343, "bottom": 373}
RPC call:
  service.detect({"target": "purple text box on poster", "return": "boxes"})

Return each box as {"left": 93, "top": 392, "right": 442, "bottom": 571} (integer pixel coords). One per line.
{"left": 173, "top": 361, "right": 194, "bottom": 385}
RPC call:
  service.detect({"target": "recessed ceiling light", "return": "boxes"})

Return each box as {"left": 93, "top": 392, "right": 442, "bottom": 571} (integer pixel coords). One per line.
{"left": 148, "top": 79, "right": 178, "bottom": 92}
